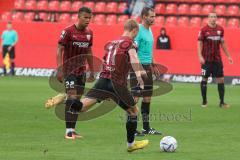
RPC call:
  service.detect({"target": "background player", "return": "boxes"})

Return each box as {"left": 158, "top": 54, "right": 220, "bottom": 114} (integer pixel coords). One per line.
{"left": 198, "top": 12, "right": 233, "bottom": 108}
{"left": 63, "top": 19, "right": 149, "bottom": 152}
{"left": 130, "top": 7, "right": 161, "bottom": 136}
{"left": 1, "top": 21, "right": 18, "bottom": 76}
{"left": 56, "top": 7, "right": 95, "bottom": 139}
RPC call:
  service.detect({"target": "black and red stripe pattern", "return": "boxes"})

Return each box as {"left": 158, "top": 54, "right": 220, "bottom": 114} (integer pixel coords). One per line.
{"left": 198, "top": 24, "right": 224, "bottom": 62}
{"left": 58, "top": 24, "right": 93, "bottom": 76}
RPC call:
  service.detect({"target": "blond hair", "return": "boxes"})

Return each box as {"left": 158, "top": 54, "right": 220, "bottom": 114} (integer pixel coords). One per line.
{"left": 124, "top": 19, "right": 139, "bottom": 31}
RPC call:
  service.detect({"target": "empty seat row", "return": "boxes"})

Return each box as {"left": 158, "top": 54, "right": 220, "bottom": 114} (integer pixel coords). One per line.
{"left": 155, "top": 0, "right": 240, "bottom": 3}
{"left": 155, "top": 16, "right": 239, "bottom": 28}
{"left": 1, "top": 12, "right": 130, "bottom": 25}
{"left": 155, "top": 3, "right": 240, "bottom": 15}
{"left": 14, "top": 0, "right": 127, "bottom": 13}
{"left": 2, "top": 11, "right": 240, "bottom": 28}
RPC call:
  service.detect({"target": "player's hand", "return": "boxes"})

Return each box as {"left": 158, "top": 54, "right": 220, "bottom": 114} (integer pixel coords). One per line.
{"left": 199, "top": 56, "right": 205, "bottom": 65}
{"left": 7, "top": 46, "right": 12, "bottom": 52}
{"left": 141, "top": 70, "right": 148, "bottom": 79}
{"left": 228, "top": 57, "right": 233, "bottom": 64}
{"left": 151, "top": 63, "right": 160, "bottom": 78}
{"left": 137, "top": 76, "right": 144, "bottom": 89}
{"left": 86, "top": 72, "right": 95, "bottom": 82}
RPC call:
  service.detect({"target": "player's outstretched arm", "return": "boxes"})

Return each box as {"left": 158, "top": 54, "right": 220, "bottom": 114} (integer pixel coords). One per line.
{"left": 221, "top": 40, "right": 233, "bottom": 64}
{"left": 197, "top": 41, "right": 205, "bottom": 64}
{"left": 129, "top": 48, "right": 146, "bottom": 89}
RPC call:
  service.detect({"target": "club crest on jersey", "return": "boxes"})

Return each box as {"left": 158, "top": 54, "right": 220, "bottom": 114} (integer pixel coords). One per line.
{"left": 217, "top": 30, "right": 221, "bottom": 35}
{"left": 86, "top": 35, "right": 91, "bottom": 41}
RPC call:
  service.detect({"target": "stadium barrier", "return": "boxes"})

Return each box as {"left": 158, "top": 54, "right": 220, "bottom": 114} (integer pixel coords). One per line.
{"left": 0, "top": 22, "right": 239, "bottom": 77}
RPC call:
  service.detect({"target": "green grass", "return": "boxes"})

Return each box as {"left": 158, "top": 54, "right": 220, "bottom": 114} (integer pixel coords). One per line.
{"left": 0, "top": 76, "right": 240, "bottom": 160}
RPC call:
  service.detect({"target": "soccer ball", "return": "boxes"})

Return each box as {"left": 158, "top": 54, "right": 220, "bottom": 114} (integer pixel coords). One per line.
{"left": 160, "top": 136, "right": 177, "bottom": 152}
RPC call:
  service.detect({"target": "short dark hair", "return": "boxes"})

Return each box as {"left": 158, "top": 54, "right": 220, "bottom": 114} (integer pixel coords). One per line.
{"left": 141, "top": 7, "right": 154, "bottom": 18}
{"left": 7, "top": 21, "right": 12, "bottom": 24}
{"left": 78, "top": 7, "right": 92, "bottom": 15}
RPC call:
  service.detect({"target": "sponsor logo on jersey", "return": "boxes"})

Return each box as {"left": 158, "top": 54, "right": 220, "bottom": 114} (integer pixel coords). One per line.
{"left": 73, "top": 42, "right": 89, "bottom": 48}
{"left": 206, "top": 36, "right": 221, "bottom": 41}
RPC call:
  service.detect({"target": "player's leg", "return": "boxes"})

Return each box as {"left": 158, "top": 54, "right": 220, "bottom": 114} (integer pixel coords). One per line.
{"left": 214, "top": 62, "right": 230, "bottom": 108}
{"left": 141, "top": 65, "right": 161, "bottom": 135}
{"left": 64, "top": 74, "right": 85, "bottom": 139}
{"left": 201, "top": 62, "right": 210, "bottom": 107}
{"left": 129, "top": 69, "right": 145, "bottom": 136}
{"left": 2, "top": 46, "right": 7, "bottom": 75}
{"left": 67, "top": 74, "right": 87, "bottom": 138}
{"left": 114, "top": 87, "right": 149, "bottom": 152}
{"left": 9, "top": 47, "right": 15, "bottom": 76}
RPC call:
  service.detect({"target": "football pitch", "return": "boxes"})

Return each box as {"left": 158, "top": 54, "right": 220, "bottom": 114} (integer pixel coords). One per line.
{"left": 0, "top": 76, "right": 239, "bottom": 160}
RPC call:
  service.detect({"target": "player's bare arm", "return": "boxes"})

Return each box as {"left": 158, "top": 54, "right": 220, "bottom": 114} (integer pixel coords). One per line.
{"left": 86, "top": 47, "right": 95, "bottom": 82}
{"left": 197, "top": 41, "right": 205, "bottom": 64}
{"left": 57, "top": 44, "right": 64, "bottom": 82}
{"left": 129, "top": 48, "right": 146, "bottom": 89}
{"left": 221, "top": 40, "right": 233, "bottom": 64}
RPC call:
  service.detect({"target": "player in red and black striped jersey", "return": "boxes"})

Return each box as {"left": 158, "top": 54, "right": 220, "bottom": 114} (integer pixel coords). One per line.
{"left": 68, "top": 19, "right": 149, "bottom": 152}
{"left": 198, "top": 12, "right": 233, "bottom": 108}
{"left": 46, "top": 7, "right": 95, "bottom": 139}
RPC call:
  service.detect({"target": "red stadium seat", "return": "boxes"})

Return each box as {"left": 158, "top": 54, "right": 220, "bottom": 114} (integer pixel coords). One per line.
{"left": 60, "top": 1, "right": 71, "bottom": 12}
{"left": 202, "top": 18, "right": 208, "bottom": 26}
{"left": 12, "top": 12, "right": 24, "bottom": 21}
{"left": 1, "top": 12, "right": 12, "bottom": 21}
{"left": 95, "top": 2, "right": 106, "bottom": 13}
{"left": 72, "top": 1, "right": 83, "bottom": 12}
{"left": 48, "top": 0, "right": 60, "bottom": 11}
{"left": 71, "top": 14, "right": 78, "bottom": 22}
{"left": 37, "top": 0, "right": 48, "bottom": 11}
{"left": 190, "top": 4, "right": 201, "bottom": 15}
{"left": 178, "top": 17, "right": 189, "bottom": 26}
{"left": 227, "top": 5, "right": 239, "bottom": 16}
{"left": 118, "top": 2, "right": 127, "bottom": 13}
{"left": 39, "top": 12, "right": 47, "bottom": 21}
{"left": 190, "top": 17, "right": 201, "bottom": 27}
{"left": 155, "top": 16, "right": 165, "bottom": 26}
{"left": 117, "top": 15, "right": 129, "bottom": 24}
{"left": 165, "top": 16, "right": 177, "bottom": 26}
{"left": 25, "top": 0, "right": 37, "bottom": 10}
{"left": 202, "top": 5, "right": 214, "bottom": 15}
{"left": 59, "top": 13, "right": 70, "bottom": 23}
{"left": 155, "top": 4, "right": 165, "bottom": 14}
{"left": 24, "top": 12, "right": 35, "bottom": 21}
{"left": 14, "top": 0, "right": 25, "bottom": 10}
{"left": 106, "top": 2, "right": 118, "bottom": 13}
{"left": 106, "top": 15, "right": 117, "bottom": 25}
{"left": 84, "top": 1, "right": 95, "bottom": 11}
{"left": 217, "top": 18, "right": 227, "bottom": 27}
{"left": 228, "top": 18, "right": 239, "bottom": 28}
{"left": 165, "top": 4, "right": 177, "bottom": 14}
{"left": 178, "top": 4, "right": 190, "bottom": 15}
{"left": 93, "top": 14, "right": 106, "bottom": 25}
{"left": 215, "top": 5, "right": 226, "bottom": 16}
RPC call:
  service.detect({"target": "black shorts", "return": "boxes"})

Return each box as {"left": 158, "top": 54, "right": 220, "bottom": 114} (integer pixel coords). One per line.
{"left": 2, "top": 45, "right": 15, "bottom": 59}
{"left": 64, "top": 74, "right": 86, "bottom": 95}
{"left": 201, "top": 61, "right": 224, "bottom": 78}
{"left": 130, "top": 64, "right": 153, "bottom": 97}
{"left": 86, "top": 78, "right": 136, "bottom": 110}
